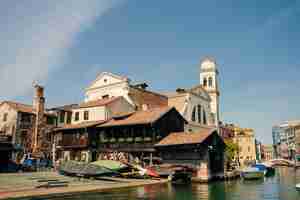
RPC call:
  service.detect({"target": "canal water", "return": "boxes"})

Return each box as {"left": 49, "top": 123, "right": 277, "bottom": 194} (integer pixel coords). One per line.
{"left": 30, "top": 168, "right": 300, "bottom": 200}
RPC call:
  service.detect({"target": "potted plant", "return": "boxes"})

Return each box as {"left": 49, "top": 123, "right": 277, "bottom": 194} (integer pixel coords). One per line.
{"left": 126, "top": 137, "right": 133, "bottom": 143}
{"left": 135, "top": 137, "right": 142, "bottom": 143}
{"left": 118, "top": 138, "right": 125, "bottom": 143}
{"left": 110, "top": 138, "right": 116, "bottom": 143}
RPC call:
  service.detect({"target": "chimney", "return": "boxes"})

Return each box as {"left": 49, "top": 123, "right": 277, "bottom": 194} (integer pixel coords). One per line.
{"left": 133, "top": 83, "right": 148, "bottom": 90}
{"left": 32, "top": 84, "right": 45, "bottom": 155}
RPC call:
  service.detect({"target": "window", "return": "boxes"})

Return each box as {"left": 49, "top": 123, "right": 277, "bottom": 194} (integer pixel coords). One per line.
{"left": 208, "top": 77, "right": 213, "bottom": 87}
{"left": 66, "top": 112, "right": 72, "bottom": 124}
{"left": 248, "top": 146, "right": 251, "bottom": 152}
{"left": 75, "top": 112, "right": 80, "bottom": 121}
{"left": 102, "top": 95, "right": 109, "bottom": 99}
{"left": 20, "top": 113, "right": 31, "bottom": 123}
{"left": 3, "top": 113, "right": 8, "bottom": 122}
{"left": 203, "top": 110, "right": 207, "bottom": 125}
{"left": 59, "top": 112, "right": 65, "bottom": 123}
{"left": 84, "top": 111, "right": 89, "bottom": 121}
{"left": 197, "top": 105, "right": 201, "bottom": 123}
{"left": 203, "top": 78, "right": 207, "bottom": 87}
{"left": 47, "top": 116, "right": 56, "bottom": 125}
{"left": 191, "top": 107, "right": 196, "bottom": 122}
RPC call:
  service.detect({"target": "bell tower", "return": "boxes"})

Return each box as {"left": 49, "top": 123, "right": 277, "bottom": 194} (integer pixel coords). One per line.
{"left": 200, "top": 57, "right": 220, "bottom": 126}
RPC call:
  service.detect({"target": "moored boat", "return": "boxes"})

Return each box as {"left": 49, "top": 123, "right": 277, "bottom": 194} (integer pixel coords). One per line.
{"left": 241, "top": 167, "right": 265, "bottom": 180}
{"left": 296, "top": 183, "right": 300, "bottom": 190}
{"left": 59, "top": 160, "right": 116, "bottom": 178}
{"left": 252, "top": 163, "right": 275, "bottom": 177}
{"left": 91, "top": 160, "right": 127, "bottom": 172}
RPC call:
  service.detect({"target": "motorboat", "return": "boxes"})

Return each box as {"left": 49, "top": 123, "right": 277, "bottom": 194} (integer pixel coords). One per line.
{"left": 296, "top": 183, "right": 300, "bottom": 190}
{"left": 252, "top": 163, "right": 275, "bottom": 177}
{"left": 241, "top": 167, "right": 265, "bottom": 180}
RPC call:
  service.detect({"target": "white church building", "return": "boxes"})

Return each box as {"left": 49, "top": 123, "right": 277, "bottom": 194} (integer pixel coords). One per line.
{"left": 81, "top": 57, "right": 220, "bottom": 132}
{"left": 164, "top": 57, "right": 220, "bottom": 131}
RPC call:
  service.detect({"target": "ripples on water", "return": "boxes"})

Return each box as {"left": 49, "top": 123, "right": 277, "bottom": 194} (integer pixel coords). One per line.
{"left": 24, "top": 168, "right": 300, "bottom": 200}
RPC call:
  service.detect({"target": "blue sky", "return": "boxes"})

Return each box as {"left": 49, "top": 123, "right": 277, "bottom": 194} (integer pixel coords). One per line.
{"left": 0, "top": 0, "right": 300, "bottom": 144}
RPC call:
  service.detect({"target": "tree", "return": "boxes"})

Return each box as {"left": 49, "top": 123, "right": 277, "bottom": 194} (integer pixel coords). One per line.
{"left": 224, "top": 139, "right": 239, "bottom": 169}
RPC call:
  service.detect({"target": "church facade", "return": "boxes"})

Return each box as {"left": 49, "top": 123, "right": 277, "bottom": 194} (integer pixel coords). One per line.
{"left": 82, "top": 57, "right": 220, "bottom": 132}
{"left": 164, "top": 58, "right": 221, "bottom": 131}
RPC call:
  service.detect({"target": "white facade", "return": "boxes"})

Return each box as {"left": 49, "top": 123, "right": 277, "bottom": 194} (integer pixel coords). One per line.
{"left": 70, "top": 98, "right": 135, "bottom": 124}
{"left": 200, "top": 58, "right": 220, "bottom": 126}
{"left": 72, "top": 106, "right": 107, "bottom": 124}
{"left": 166, "top": 88, "right": 214, "bottom": 132}
{"left": 0, "top": 102, "right": 18, "bottom": 137}
{"left": 85, "top": 72, "right": 133, "bottom": 105}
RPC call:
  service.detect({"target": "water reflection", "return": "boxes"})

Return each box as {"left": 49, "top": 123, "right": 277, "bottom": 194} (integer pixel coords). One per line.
{"left": 24, "top": 168, "right": 300, "bottom": 200}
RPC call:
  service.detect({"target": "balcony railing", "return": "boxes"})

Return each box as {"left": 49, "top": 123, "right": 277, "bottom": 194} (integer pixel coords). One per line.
{"left": 98, "top": 143, "right": 155, "bottom": 151}
{"left": 57, "top": 137, "right": 88, "bottom": 148}
{"left": 19, "top": 122, "right": 32, "bottom": 129}
{"left": 0, "top": 135, "right": 12, "bottom": 143}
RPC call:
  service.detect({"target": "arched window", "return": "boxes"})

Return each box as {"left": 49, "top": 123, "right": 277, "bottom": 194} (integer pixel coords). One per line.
{"left": 191, "top": 107, "right": 196, "bottom": 122}
{"left": 197, "top": 105, "right": 201, "bottom": 123}
{"left": 203, "top": 109, "right": 207, "bottom": 125}
{"left": 208, "top": 77, "right": 213, "bottom": 87}
{"left": 203, "top": 78, "right": 207, "bottom": 87}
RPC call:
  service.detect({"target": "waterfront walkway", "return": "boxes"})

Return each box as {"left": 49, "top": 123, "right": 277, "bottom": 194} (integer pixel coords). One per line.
{"left": 0, "top": 172, "right": 168, "bottom": 199}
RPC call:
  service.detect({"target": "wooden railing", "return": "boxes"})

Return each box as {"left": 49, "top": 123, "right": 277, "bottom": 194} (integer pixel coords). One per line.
{"left": 19, "top": 122, "right": 32, "bottom": 129}
{"left": 0, "top": 135, "right": 12, "bottom": 143}
{"left": 98, "top": 143, "right": 155, "bottom": 151}
{"left": 57, "top": 137, "right": 88, "bottom": 148}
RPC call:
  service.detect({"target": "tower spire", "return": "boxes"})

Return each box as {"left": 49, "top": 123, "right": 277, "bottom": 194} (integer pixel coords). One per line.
{"left": 200, "top": 57, "right": 220, "bottom": 126}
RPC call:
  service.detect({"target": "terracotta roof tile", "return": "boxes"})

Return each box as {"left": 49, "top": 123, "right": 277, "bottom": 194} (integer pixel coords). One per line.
{"left": 128, "top": 87, "right": 168, "bottom": 109}
{"left": 78, "top": 96, "right": 121, "bottom": 109}
{"left": 155, "top": 128, "right": 217, "bottom": 146}
{"left": 2, "top": 101, "right": 35, "bottom": 114}
{"left": 49, "top": 104, "right": 79, "bottom": 111}
{"left": 54, "top": 120, "right": 107, "bottom": 131}
{"left": 98, "top": 106, "right": 172, "bottom": 127}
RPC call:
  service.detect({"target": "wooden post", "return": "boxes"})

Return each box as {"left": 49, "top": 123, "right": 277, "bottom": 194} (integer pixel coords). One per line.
{"left": 150, "top": 153, "right": 153, "bottom": 166}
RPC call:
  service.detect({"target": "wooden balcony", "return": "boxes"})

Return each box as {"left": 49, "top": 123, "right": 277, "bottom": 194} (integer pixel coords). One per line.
{"left": 98, "top": 142, "right": 156, "bottom": 152}
{"left": 19, "top": 122, "right": 32, "bottom": 130}
{"left": 57, "top": 137, "right": 89, "bottom": 149}
{"left": 0, "top": 135, "right": 12, "bottom": 143}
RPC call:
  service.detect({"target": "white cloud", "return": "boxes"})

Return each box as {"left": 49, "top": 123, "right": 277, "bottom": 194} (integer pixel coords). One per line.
{"left": 0, "top": 0, "right": 122, "bottom": 100}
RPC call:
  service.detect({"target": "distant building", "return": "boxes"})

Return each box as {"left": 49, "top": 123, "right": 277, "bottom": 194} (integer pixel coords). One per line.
{"left": 294, "top": 124, "right": 300, "bottom": 164}
{"left": 261, "top": 145, "right": 273, "bottom": 161}
{"left": 255, "top": 139, "right": 262, "bottom": 161}
{"left": 219, "top": 123, "right": 235, "bottom": 140}
{"left": 272, "top": 121, "right": 300, "bottom": 160}
{"left": 231, "top": 126, "right": 256, "bottom": 167}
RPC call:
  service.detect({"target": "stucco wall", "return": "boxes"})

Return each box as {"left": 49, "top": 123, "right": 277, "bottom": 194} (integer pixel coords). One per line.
{"left": 85, "top": 74, "right": 132, "bottom": 104}
{"left": 71, "top": 106, "right": 106, "bottom": 124}
{"left": 0, "top": 103, "right": 18, "bottom": 136}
